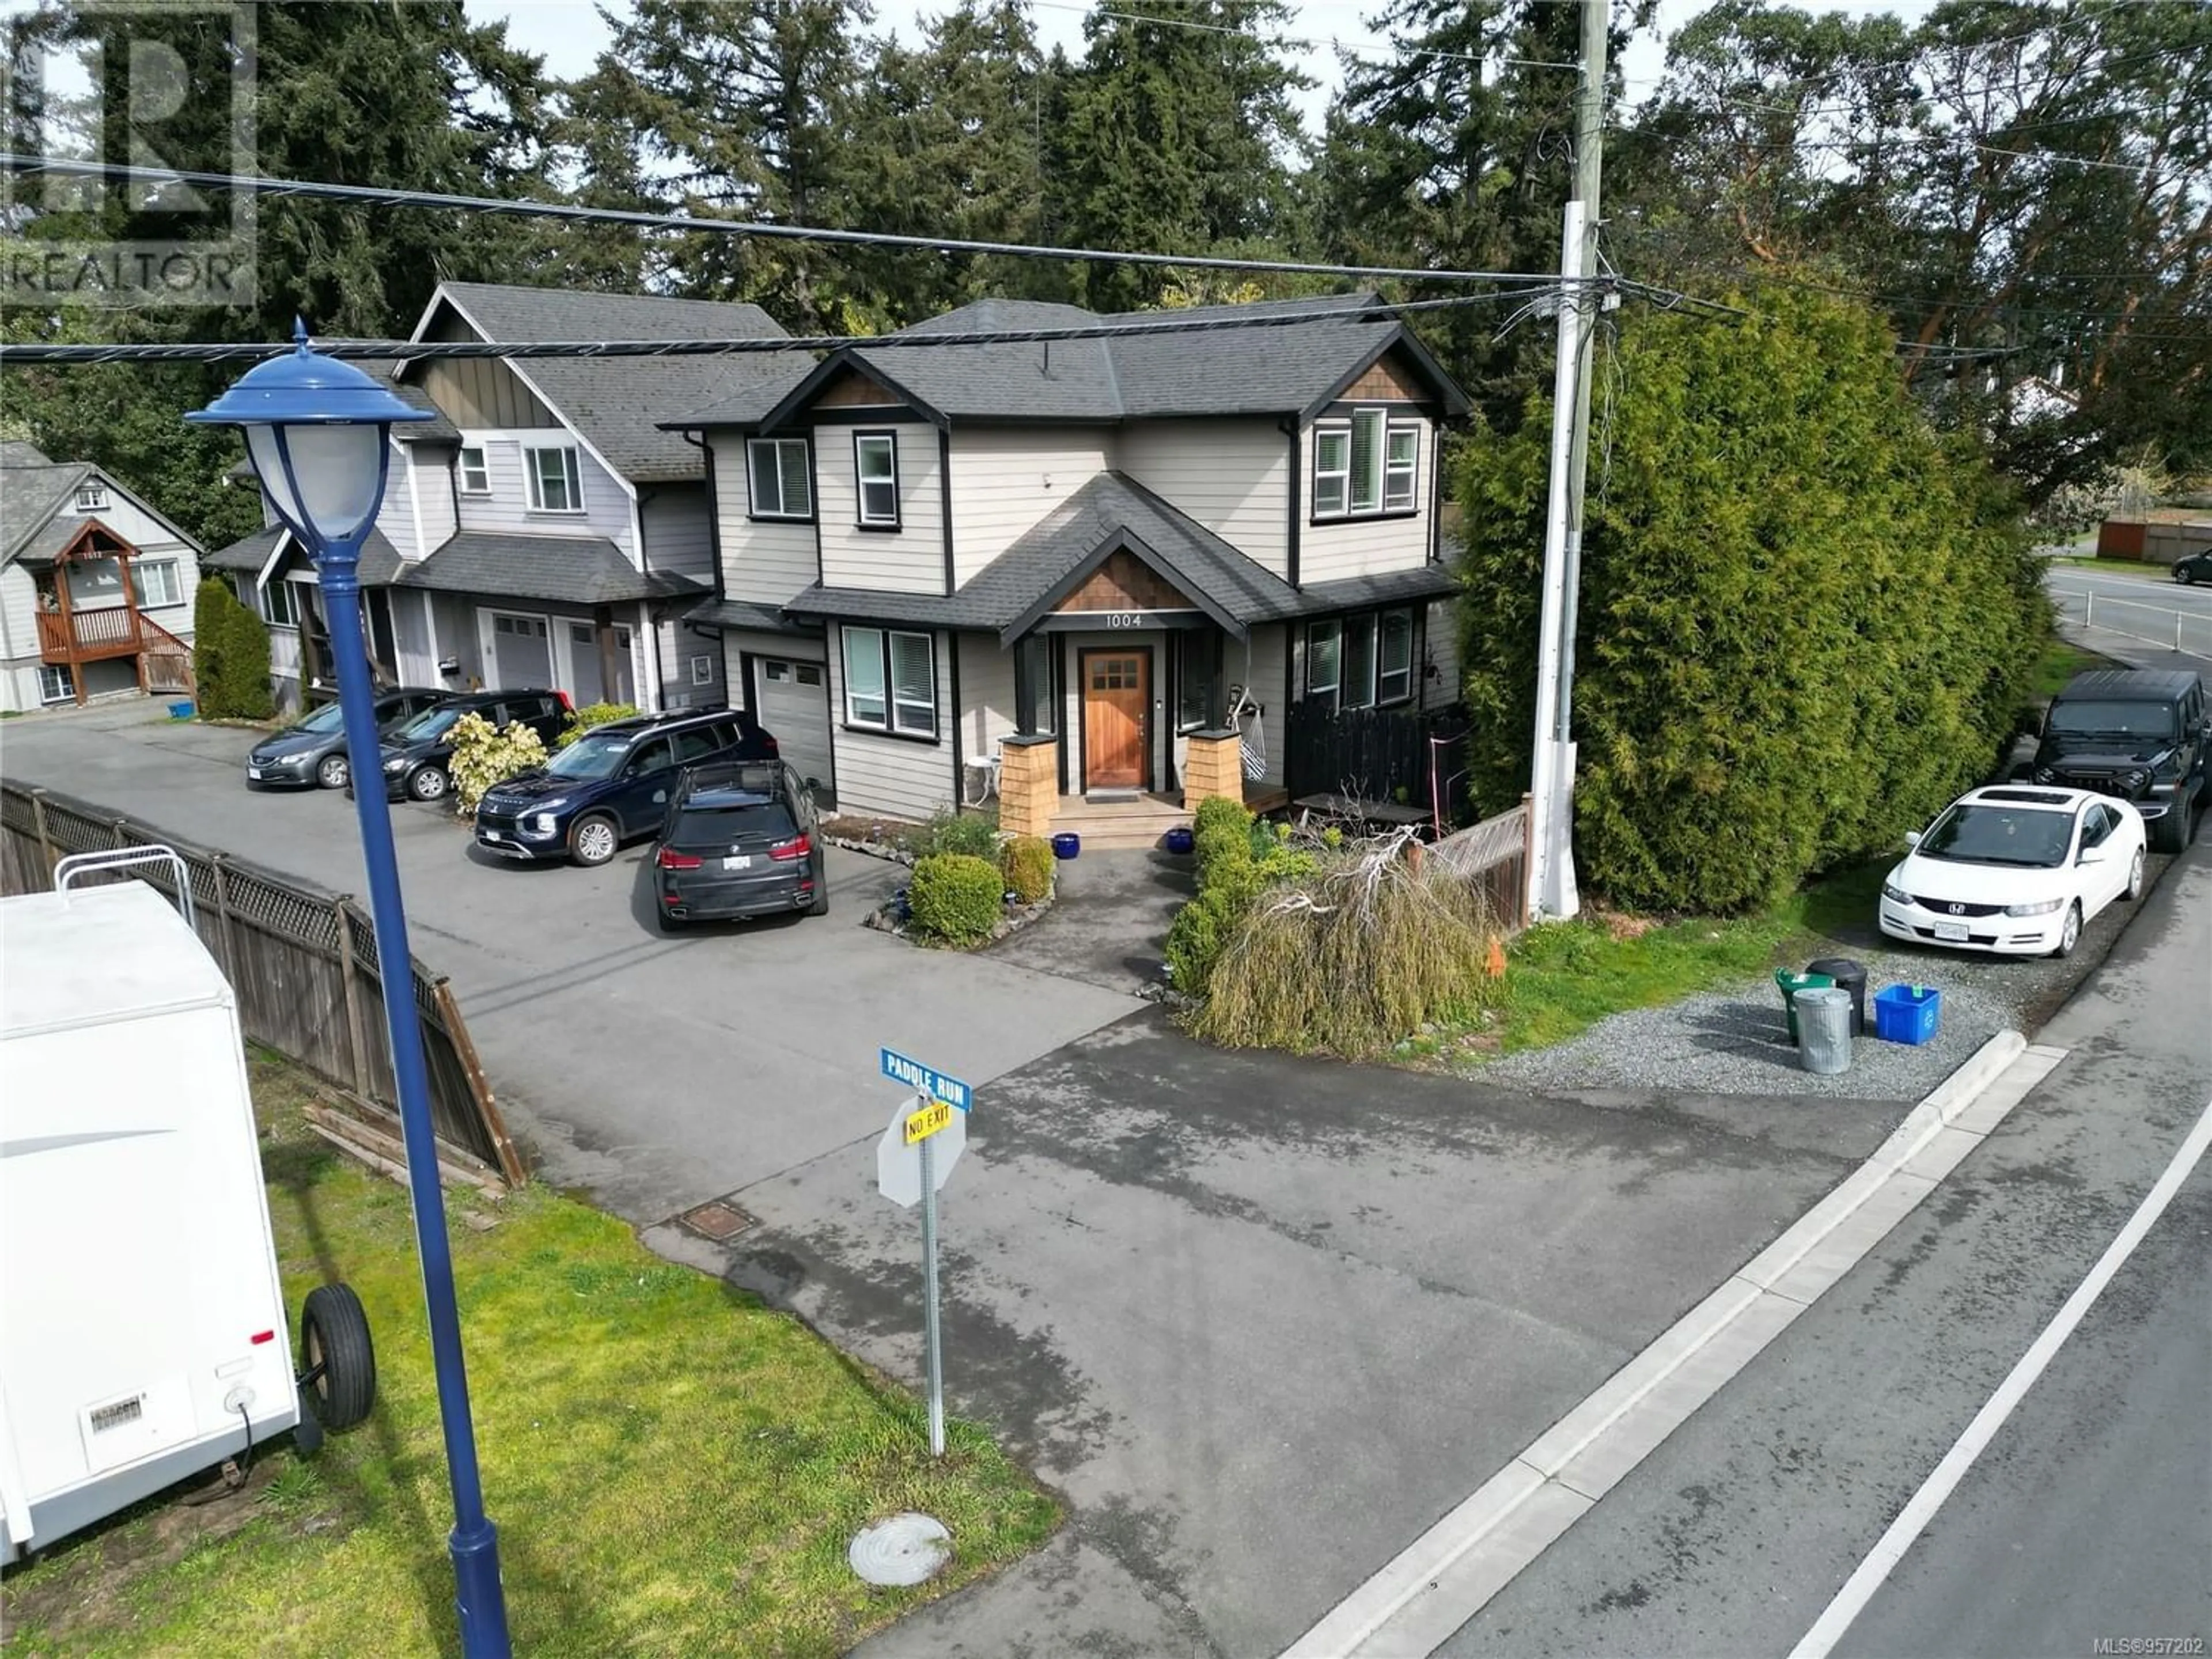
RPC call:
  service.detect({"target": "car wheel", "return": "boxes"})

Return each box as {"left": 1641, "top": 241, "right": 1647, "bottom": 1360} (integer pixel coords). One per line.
{"left": 657, "top": 909, "right": 686, "bottom": 934}
{"left": 2051, "top": 900, "right": 2082, "bottom": 959}
{"left": 569, "top": 813, "right": 619, "bottom": 867}
{"left": 809, "top": 864, "right": 830, "bottom": 916}
{"left": 2150, "top": 793, "right": 2192, "bottom": 854}
{"left": 407, "top": 765, "right": 448, "bottom": 802}
{"left": 298, "top": 1282, "right": 376, "bottom": 1432}
{"left": 2124, "top": 846, "right": 2146, "bottom": 901}
{"left": 2179, "top": 565, "right": 2198, "bottom": 585}
{"left": 316, "top": 752, "right": 350, "bottom": 790}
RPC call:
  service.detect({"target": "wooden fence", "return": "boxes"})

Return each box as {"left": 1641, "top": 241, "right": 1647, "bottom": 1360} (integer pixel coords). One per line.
{"left": 0, "top": 782, "right": 525, "bottom": 1188}
{"left": 1284, "top": 702, "right": 1473, "bottom": 827}
{"left": 1431, "top": 794, "right": 1533, "bottom": 933}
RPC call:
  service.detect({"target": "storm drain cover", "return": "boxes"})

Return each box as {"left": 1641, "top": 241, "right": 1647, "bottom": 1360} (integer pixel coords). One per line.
{"left": 677, "top": 1200, "right": 755, "bottom": 1241}
{"left": 847, "top": 1513, "right": 952, "bottom": 1586}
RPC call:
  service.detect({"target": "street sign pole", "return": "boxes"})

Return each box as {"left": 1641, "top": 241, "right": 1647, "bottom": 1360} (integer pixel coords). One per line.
{"left": 917, "top": 1094, "right": 945, "bottom": 1457}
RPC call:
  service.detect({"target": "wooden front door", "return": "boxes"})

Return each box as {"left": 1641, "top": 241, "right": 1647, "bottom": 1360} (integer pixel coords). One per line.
{"left": 1081, "top": 648, "right": 1150, "bottom": 791}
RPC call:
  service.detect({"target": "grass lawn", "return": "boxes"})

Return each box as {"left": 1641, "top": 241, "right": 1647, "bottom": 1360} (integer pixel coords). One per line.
{"left": 1, "top": 1056, "right": 1057, "bottom": 1657}
{"left": 2029, "top": 638, "right": 2124, "bottom": 698}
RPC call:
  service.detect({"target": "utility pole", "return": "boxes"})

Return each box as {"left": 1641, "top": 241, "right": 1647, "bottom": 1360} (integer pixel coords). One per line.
{"left": 1527, "top": 0, "right": 1611, "bottom": 923}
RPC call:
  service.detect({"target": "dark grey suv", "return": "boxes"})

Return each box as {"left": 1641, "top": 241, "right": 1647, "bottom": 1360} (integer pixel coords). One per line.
{"left": 2032, "top": 669, "right": 2208, "bottom": 853}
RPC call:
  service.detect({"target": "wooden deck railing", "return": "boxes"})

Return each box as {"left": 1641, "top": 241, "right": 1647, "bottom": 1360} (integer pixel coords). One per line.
{"left": 37, "top": 606, "right": 142, "bottom": 658}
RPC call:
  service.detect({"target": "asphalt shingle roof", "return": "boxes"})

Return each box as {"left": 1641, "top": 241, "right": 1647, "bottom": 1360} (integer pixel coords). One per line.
{"left": 203, "top": 525, "right": 284, "bottom": 574}
{"left": 0, "top": 450, "right": 93, "bottom": 562}
{"left": 684, "top": 596, "right": 820, "bottom": 636}
{"left": 410, "top": 283, "right": 809, "bottom": 483}
{"left": 783, "top": 471, "right": 1453, "bottom": 639}
{"left": 393, "top": 531, "right": 706, "bottom": 607}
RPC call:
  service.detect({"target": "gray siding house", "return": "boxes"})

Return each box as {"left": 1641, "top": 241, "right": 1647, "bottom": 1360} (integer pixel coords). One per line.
{"left": 668, "top": 293, "right": 1468, "bottom": 834}
{"left": 207, "top": 283, "right": 805, "bottom": 715}
{"left": 0, "top": 443, "right": 204, "bottom": 713}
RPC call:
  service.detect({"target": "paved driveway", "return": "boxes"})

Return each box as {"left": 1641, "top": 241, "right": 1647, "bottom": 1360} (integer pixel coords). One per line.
{"left": 0, "top": 703, "right": 1137, "bottom": 1223}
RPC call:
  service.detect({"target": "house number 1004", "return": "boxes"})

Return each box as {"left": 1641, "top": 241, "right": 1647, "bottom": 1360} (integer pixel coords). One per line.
{"left": 1105, "top": 611, "right": 1145, "bottom": 629}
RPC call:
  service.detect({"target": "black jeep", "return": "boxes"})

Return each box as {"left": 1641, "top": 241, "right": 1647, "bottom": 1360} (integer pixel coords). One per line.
{"left": 2031, "top": 669, "right": 2209, "bottom": 853}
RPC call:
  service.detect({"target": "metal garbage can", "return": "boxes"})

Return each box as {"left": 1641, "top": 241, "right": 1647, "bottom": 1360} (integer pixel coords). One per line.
{"left": 1775, "top": 968, "right": 1835, "bottom": 1043}
{"left": 1794, "top": 987, "right": 1854, "bottom": 1075}
{"left": 1805, "top": 957, "right": 1868, "bottom": 1036}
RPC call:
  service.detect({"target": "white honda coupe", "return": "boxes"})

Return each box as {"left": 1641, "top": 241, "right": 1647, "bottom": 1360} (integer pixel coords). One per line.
{"left": 1878, "top": 785, "right": 2147, "bottom": 958}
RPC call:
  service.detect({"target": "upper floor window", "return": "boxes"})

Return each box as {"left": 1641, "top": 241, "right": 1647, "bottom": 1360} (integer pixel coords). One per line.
{"left": 457, "top": 445, "right": 490, "bottom": 494}
{"left": 524, "top": 444, "right": 584, "bottom": 513}
{"left": 73, "top": 482, "right": 108, "bottom": 512}
{"left": 1313, "top": 408, "right": 1419, "bottom": 521}
{"left": 854, "top": 432, "right": 900, "bottom": 529}
{"left": 129, "top": 559, "right": 182, "bottom": 609}
{"left": 748, "top": 437, "right": 812, "bottom": 520}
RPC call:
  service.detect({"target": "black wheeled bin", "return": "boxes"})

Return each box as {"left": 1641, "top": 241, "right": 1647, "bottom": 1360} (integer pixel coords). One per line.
{"left": 1805, "top": 957, "right": 1869, "bottom": 1036}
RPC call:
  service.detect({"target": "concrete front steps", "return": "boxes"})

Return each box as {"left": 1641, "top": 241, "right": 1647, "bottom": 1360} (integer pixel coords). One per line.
{"left": 1047, "top": 786, "right": 1290, "bottom": 850}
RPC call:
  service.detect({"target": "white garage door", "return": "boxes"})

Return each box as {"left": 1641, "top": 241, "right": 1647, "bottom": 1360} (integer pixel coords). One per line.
{"left": 757, "top": 658, "right": 834, "bottom": 794}
{"left": 490, "top": 613, "right": 552, "bottom": 690}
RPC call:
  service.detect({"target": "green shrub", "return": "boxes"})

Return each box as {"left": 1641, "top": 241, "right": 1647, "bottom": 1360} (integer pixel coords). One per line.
{"left": 449, "top": 711, "right": 548, "bottom": 817}
{"left": 1191, "top": 796, "right": 1254, "bottom": 882}
{"left": 556, "top": 700, "right": 639, "bottom": 748}
{"left": 1194, "top": 844, "right": 1501, "bottom": 1057}
{"left": 1165, "top": 809, "right": 1318, "bottom": 998}
{"left": 910, "top": 804, "right": 1000, "bottom": 861}
{"left": 191, "top": 577, "right": 272, "bottom": 720}
{"left": 908, "top": 853, "right": 1006, "bottom": 944}
{"left": 1001, "top": 835, "right": 1055, "bottom": 905}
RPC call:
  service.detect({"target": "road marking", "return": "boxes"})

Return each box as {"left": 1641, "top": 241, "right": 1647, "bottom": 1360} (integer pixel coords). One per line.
{"left": 1282, "top": 1033, "right": 2065, "bottom": 1659}
{"left": 1789, "top": 1091, "right": 2212, "bottom": 1659}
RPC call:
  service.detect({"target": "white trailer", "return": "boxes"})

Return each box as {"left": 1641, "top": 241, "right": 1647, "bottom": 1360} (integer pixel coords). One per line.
{"left": 1, "top": 866, "right": 374, "bottom": 1562}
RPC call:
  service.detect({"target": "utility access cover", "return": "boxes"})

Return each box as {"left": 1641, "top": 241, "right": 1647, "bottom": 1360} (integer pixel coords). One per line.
{"left": 847, "top": 1512, "right": 952, "bottom": 1586}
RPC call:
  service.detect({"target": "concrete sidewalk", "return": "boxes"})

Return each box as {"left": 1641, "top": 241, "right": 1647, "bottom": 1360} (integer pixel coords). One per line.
{"left": 654, "top": 1016, "right": 1938, "bottom": 1657}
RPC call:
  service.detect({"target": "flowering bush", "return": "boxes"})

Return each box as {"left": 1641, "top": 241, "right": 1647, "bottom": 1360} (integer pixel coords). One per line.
{"left": 448, "top": 712, "right": 547, "bottom": 817}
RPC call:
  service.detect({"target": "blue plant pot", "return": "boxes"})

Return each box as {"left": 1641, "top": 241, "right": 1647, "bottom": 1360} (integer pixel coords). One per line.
{"left": 1164, "top": 826, "right": 1195, "bottom": 856}
{"left": 1051, "top": 832, "right": 1081, "bottom": 861}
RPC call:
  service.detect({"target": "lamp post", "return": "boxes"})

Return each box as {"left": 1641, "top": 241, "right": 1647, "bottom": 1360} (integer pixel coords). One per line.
{"left": 191, "top": 323, "right": 512, "bottom": 1658}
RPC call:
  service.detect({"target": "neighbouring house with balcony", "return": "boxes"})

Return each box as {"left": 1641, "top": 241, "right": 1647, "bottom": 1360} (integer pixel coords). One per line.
{"left": 205, "top": 282, "right": 808, "bottom": 715}
{"left": 667, "top": 293, "right": 1469, "bottom": 842}
{"left": 0, "top": 442, "right": 202, "bottom": 713}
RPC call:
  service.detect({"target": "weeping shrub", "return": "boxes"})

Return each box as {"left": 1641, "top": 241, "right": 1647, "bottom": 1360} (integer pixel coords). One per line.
{"left": 1193, "top": 835, "right": 1502, "bottom": 1058}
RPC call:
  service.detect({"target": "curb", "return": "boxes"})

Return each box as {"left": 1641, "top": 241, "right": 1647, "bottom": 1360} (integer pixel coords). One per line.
{"left": 1283, "top": 1030, "right": 2066, "bottom": 1659}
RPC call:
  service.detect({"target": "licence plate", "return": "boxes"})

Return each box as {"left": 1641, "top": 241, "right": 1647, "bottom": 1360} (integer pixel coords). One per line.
{"left": 481, "top": 830, "right": 505, "bottom": 842}
{"left": 247, "top": 767, "right": 263, "bottom": 779}
{"left": 1933, "top": 921, "right": 1970, "bottom": 942}
{"left": 722, "top": 854, "right": 752, "bottom": 872}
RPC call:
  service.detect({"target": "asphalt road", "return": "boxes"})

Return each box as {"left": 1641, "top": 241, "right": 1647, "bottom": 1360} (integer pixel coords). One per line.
{"left": 2046, "top": 563, "right": 2212, "bottom": 669}
{"left": 1438, "top": 845, "right": 2212, "bottom": 1659}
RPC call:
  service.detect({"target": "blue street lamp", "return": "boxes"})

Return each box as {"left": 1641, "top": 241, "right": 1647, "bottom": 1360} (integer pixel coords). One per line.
{"left": 190, "top": 322, "right": 511, "bottom": 1658}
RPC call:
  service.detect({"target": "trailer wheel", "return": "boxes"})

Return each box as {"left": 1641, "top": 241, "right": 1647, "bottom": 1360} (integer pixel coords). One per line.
{"left": 290, "top": 1385, "right": 326, "bottom": 1456}
{"left": 300, "top": 1282, "right": 376, "bottom": 1431}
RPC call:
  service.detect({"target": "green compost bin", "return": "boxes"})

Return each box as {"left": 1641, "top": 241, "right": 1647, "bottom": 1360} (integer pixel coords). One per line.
{"left": 1774, "top": 968, "right": 1835, "bottom": 1044}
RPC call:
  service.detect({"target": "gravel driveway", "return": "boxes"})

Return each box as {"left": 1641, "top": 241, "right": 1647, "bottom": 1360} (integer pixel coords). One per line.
{"left": 1483, "top": 859, "right": 2181, "bottom": 1101}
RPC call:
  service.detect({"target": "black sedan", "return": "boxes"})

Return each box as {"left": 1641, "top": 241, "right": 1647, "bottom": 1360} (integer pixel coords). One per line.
{"left": 2173, "top": 548, "right": 2212, "bottom": 585}
{"left": 245, "top": 688, "right": 452, "bottom": 790}
{"left": 653, "top": 760, "right": 825, "bottom": 931}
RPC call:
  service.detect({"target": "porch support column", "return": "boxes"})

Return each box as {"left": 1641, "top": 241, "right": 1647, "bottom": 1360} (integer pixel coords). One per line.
{"left": 52, "top": 554, "right": 85, "bottom": 705}
{"left": 594, "top": 605, "right": 621, "bottom": 707}
{"left": 1183, "top": 728, "right": 1244, "bottom": 812}
{"left": 998, "top": 733, "right": 1059, "bottom": 838}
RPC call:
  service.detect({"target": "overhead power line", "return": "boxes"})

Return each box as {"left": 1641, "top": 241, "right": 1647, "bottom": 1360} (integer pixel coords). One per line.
{"left": 0, "top": 153, "right": 1540, "bottom": 287}
{"left": 0, "top": 288, "right": 1578, "bottom": 366}
{"left": 1025, "top": 0, "right": 1580, "bottom": 74}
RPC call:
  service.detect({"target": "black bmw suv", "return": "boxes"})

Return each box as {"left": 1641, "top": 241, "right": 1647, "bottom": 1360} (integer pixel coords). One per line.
{"left": 2031, "top": 669, "right": 2209, "bottom": 853}
{"left": 370, "top": 690, "right": 571, "bottom": 803}
{"left": 475, "top": 707, "right": 778, "bottom": 866}
{"left": 653, "top": 759, "right": 824, "bottom": 930}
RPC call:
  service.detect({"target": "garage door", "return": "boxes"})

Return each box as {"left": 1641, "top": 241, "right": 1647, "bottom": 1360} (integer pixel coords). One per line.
{"left": 491, "top": 613, "right": 552, "bottom": 690}
{"left": 757, "top": 658, "right": 834, "bottom": 794}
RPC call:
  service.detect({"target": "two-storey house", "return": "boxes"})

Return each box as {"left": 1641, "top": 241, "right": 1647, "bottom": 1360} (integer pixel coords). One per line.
{"left": 0, "top": 442, "right": 203, "bottom": 713}
{"left": 669, "top": 294, "right": 1468, "bottom": 839}
{"left": 207, "top": 282, "right": 808, "bottom": 715}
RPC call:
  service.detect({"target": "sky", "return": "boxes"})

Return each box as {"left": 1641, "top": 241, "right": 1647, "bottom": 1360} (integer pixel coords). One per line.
{"left": 464, "top": 0, "right": 1914, "bottom": 134}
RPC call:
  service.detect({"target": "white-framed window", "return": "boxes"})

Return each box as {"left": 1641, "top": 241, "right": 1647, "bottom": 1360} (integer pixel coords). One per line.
{"left": 1385, "top": 427, "right": 1419, "bottom": 512}
{"left": 1313, "top": 410, "right": 1421, "bottom": 520}
{"left": 748, "top": 437, "right": 812, "bottom": 519}
{"left": 854, "top": 432, "right": 900, "bottom": 528}
{"left": 840, "top": 624, "right": 936, "bottom": 738}
{"left": 36, "top": 663, "right": 75, "bottom": 704}
{"left": 1378, "top": 608, "right": 1414, "bottom": 704}
{"left": 128, "top": 559, "right": 182, "bottom": 609}
{"left": 1312, "top": 427, "right": 1350, "bottom": 517}
{"left": 262, "top": 578, "right": 299, "bottom": 628}
{"left": 690, "top": 654, "right": 714, "bottom": 687}
{"left": 73, "top": 482, "right": 108, "bottom": 512}
{"left": 457, "top": 445, "right": 490, "bottom": 494}
{"left": 523, "top": 444, "right": 584, "bottom": 513}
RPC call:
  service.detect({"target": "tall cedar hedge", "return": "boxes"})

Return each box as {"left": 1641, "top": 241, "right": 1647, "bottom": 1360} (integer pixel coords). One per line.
{"left": 1453, "top": 287, "right": 2050, "bottom": 914}
{"left": 192, "top": 577, "right": 274, "bottom": 721}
